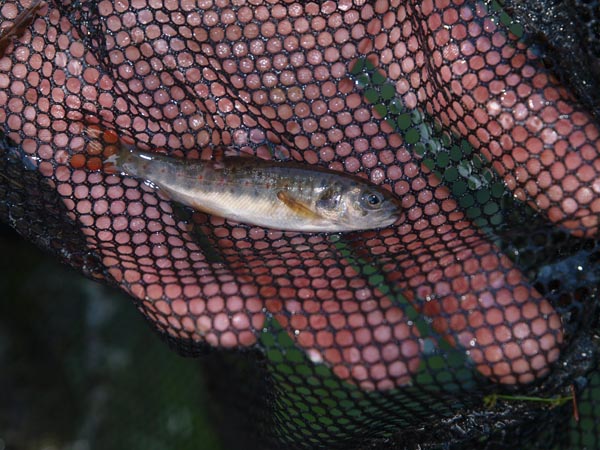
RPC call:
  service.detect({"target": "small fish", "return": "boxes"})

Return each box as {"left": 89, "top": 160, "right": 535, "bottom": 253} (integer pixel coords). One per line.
{"left": 0, "top": 0, "right": 43, "bottom": 58}
{"left": 78, "top": 126, "right": 402, "bottom": 232}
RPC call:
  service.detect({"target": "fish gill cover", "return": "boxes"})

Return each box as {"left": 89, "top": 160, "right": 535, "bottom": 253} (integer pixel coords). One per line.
{"left": 0, "top": 0, "right": 599, "bottom": 448}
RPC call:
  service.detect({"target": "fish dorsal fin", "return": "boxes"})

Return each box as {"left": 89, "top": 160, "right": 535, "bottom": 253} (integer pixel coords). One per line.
{"left": 277, "top": 191, "right": 322, "bottom": 220}
{"left": 211, "top": 146, "right": 254, "bottom": 169}
{"left": 227, "top": 148, "right": 254, "bottom": 158}
{"left": 212, "top": 146, "right": 254, "bottom": 160}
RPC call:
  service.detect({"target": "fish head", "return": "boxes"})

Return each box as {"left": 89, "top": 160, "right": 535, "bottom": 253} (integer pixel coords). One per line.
{"left": 315, "top": 182, "right": 402, "bottom": 231}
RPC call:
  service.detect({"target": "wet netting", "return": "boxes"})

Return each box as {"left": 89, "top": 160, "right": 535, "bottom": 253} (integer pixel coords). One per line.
{"left": 0, "top": 0, "right": 599, "bottom": 448}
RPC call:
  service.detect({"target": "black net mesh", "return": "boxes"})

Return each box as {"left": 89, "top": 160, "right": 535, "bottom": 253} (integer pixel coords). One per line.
{"left": 1, "top": 0, "right": 599, "bottom": 448}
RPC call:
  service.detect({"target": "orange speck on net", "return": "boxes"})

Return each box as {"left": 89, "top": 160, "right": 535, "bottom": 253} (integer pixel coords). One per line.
{"left": 86, "top": 156, "right": 103, "bottom": 171}
{"left": 103, "top": 144, "right": 119, "bottom": 158}
{"left": 69, "top": 153, "right": 86, "bottom": 169}
{"left": 84, "top": 124, "right": 102, "bottom": 139}
{"left": 103, "top": 163, "right": 117, "bottom": 174}
{"left": 102, "top": 129, "right": 119, "bottom": 144}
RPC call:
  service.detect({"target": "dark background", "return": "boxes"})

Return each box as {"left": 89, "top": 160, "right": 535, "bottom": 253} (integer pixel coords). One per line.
{"left": 0, "top": 222, "right": 223, "bottom": 450}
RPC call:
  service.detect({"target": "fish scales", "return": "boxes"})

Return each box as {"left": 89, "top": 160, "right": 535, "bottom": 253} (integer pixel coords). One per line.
{"left": 107, "top": 143, "right": 401, "bottom": 232}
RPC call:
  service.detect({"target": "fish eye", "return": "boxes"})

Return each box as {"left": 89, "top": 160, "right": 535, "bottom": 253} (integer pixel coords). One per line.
{"left": 361, "top": 191, "right": 385, "bottom": 209}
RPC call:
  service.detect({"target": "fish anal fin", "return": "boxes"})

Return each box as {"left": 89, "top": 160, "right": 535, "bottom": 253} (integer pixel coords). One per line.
{"left": 277, "top": 191, "right": 321, "bottom": 220}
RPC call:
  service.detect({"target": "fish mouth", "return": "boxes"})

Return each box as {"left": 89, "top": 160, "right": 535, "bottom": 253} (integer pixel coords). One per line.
{"left": 379, "top": 203, "right": 403, "bottom": 224}
{"left": 365, "top": 209, "right": 401, "bottom": 229}
{"left": 378, "top": 214, "right": 400, "bottom": 228}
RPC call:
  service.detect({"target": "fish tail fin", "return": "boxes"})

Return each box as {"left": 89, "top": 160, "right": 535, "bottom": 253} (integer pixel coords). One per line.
{"left": 69, "top": 122, "right": 133, "bottom": 174}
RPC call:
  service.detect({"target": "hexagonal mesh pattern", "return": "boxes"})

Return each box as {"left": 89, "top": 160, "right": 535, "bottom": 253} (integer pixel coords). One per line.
{"left": 0, "top": 0, "right": 599, "bottom": 448}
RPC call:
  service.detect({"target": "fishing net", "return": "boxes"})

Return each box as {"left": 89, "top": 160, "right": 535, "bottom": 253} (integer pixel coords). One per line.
{"left": 0, "top": 0, "right": 599, "bottom": 448}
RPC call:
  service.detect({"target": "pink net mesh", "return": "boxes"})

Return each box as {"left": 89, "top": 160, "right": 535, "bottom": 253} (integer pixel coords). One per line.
{"left": 0, "top": 0, "right": 598, "bottom": 448}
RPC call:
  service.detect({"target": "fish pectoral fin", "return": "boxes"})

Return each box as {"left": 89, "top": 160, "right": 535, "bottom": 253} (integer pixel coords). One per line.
{"left": 277, "top": 191, "right": 322, "bottom": 220}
